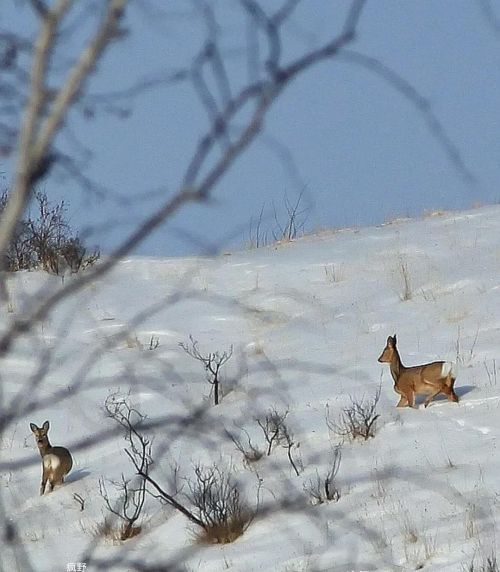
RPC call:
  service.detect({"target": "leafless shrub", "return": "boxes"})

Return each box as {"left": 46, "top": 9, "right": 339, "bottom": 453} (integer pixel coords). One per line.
{"left": 180, "top": 336, "right": 233, "bottom": 405}
{"left": 98, "top": 474, "right": 146, "bottom": 541}
{"left": 226, "top": 427, "right": 264, "bottom": 465}
{"left": 397, "top": 255, "right": 412, "bottom": 301}
{"left": 49, "top": 237, "right": 100, "bottom": 275}
{"left": 484, "top": 359, "right": 497, "bottom": 385}
{"left": 185, "top": 463, "right": 253, "bottom": 544}
{"left": 257, "top": 407, "right": 290, "bottom": 456}
{"left": 148, "top": 336, "right": 160, "bottom": 351}
{"left": 272, "top": 188, "right": 309, "bottom": 243}
{"left": 105, "top": 394, "right": 210, "bottom": 533}
{"left": 281, "top": 422, "right": 301, "bottom": 477}
{"left": 248, "top": 203, "right": 269, "bottom": 249}
{"left": 327, "top": 386, "right": 381, "bottom": 441}
{"left": 73, "top": 492, "right": 85, "bottom": 511}
{"left": 0, "top": 190, "right": 99, "bottom": 274}
{"left": 102, "top": 395, "right": 150, "bottom": 541}
{"left": 256, "top": 407, "right": 300, "bottom": 475}
{"left": 304, "top": 446, "right": 342, "bottom": 505}
{"left": 456, "top": 325, "right": 480, "bottom": 367}
{"left": 465, "top": 553, "right": 499, "bottom": 572}
{"left": 248, "top": 189, "right": 309, "bottom": 249}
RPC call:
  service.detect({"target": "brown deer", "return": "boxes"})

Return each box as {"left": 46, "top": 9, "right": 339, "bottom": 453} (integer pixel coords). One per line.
{"left": 30, "top": 421, "right": 73, "bottom": 495}
{"left": 378, "top": 335, "right": 459, "bottom": 408}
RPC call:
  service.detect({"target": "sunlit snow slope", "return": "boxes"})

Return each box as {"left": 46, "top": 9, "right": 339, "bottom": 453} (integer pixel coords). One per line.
{"left": 2, "top": 206, "right": 500, "bottom": 571}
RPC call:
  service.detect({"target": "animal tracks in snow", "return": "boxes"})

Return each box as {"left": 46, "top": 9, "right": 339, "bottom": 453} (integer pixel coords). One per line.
{"left": 431, "top": 393, "right": 500, "bottom": 438}
{"left": 456, "top": 394, "right": 500, "bottom": 408}
{"left": 439, "top": 414, "right": 493, "bottom": 438}
{"left": 453, "top": 418, "right": 491, "bottom": 435}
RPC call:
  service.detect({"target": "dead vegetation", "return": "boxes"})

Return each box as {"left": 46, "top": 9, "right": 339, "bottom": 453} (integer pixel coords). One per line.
{"left": 327, "top": 386, "right": 381, "bottom": 441}
{"left": 0, "top": 190, "right": 99, "bottom": 274}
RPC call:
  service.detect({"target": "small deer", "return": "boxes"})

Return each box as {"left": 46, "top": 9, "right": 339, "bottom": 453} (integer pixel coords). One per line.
{"left": 378, "top": 335, "right": 459, "bottom": 408}
{"left": 30, "top": 421, "right": 73, "bottom": 495}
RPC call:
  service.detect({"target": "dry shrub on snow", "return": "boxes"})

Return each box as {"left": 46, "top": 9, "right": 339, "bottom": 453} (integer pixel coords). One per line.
{"left": 186, "top": 464, "right": 253, "bottom": 544}
{"left": 0, "top": 190, "right": 99, "bottom": 274}
{"left": 327, "top": 386, "right": 381, "bottom": 441}
{"left": 304, "top": 445, "right": 342, "bottom": 505}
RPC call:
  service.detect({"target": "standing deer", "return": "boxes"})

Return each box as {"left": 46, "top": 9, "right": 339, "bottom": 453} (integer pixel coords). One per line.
{"left": 378, "top": 335, "right": 459, "bottom": 408}
{"left": 30, "top": 421, "right": 73, "bottom": 495}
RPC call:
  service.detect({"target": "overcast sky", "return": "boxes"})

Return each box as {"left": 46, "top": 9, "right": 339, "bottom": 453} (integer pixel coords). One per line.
{"left": 3, "top": 1, "right": 500, "bottom": 257}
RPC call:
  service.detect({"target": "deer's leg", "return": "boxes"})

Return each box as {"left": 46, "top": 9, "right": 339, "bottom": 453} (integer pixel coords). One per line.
{"left": 445, "top": 377, "right": 459, "bottom": 403}
{"left": 406, "top": 390, "right": 415, "bottom": 408}
{"left": 423, "top": 388, "right": 441, "bottom": 408}
{"left": 40, "top": 468, "right": 47, "bottom": 496}
{"left": 395, "top": 386, "right": 409, "bottom": 407}
{"left": 396, "top": 394, "right": 409, "bottom": 407}
{"left": 444, "top": 386, "right": 459, "bottom": 403}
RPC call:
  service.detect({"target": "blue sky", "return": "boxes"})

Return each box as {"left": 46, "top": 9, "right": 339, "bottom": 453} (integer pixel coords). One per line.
{"left": 3, "top": 1, "right": 500, "bottom": 256}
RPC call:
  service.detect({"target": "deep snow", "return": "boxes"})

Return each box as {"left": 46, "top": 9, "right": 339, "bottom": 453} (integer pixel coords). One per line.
{"left": 2, "top": 206, "right": 500, "bottom": 571}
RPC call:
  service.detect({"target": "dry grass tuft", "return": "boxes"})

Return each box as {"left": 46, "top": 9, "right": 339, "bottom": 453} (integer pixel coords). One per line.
{"left": 187, "top": 464, "right": 253, "bottom": 544}
{"left": 97, "top": 519, "right": 142, "bottom": 542}
{"left": 195, "top": 511, "right": 252, "bottom": 544}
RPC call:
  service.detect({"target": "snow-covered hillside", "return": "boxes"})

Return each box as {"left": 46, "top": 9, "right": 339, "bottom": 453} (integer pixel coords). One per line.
{"left": 2, "top": 206, "right": 500, "bottom": 572}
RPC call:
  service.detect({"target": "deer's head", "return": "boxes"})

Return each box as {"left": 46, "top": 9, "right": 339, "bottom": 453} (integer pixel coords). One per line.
{"left": 378, "top": 335, "right": 397, "bottom": 363}
{"left": 29, "top": 420, "right": 50, "bottom": 449}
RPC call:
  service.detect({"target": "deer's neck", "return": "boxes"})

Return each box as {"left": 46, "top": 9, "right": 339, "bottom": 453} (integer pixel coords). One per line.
{"left": 390, "top": 350, "right": 405, "bottom": 382}
{"left": 38, "top": 440, "right": 52, "bottom": 456}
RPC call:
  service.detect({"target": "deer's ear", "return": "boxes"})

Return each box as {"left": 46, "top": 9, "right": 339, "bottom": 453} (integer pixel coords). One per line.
{"left": 393, "top": 334, "right": 397, "bottom": 345}
{"left": 42, "top": 420, "right": 50, "bottom": 431}
{"left": 387, "top": 336, "right": 394, "bottom": 346}
{"left": 29, "top": 423, "right": 38, "bottom": 433}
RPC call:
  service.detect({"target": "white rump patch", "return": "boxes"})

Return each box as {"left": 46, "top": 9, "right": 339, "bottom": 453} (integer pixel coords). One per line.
{"left": 43, "top": 454, "right": 60, "bottom": 471}
{"left": 441, "top": 362, "right": 455, "bottom": 378}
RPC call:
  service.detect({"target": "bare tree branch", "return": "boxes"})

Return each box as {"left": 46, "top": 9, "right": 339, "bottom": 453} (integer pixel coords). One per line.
{"left": 0, "top": 0, "right": 72, "bottom": 268}
{"left": 0, "top": 0, "right": 367, "bottom": 358}
{"left": 0, "top": 0, "right": 126, "bottom": 269}
{"left": 338, "top": 49, "right": 476, "bottom": 184}
{"left": 29, "top": 0, "right": 49, "bottom": 18}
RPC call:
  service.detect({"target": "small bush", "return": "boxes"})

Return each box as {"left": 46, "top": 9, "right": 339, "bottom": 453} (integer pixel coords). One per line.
{"left": 396, "top": 255, "right": 412, "bottom": 301}
{"left": 180, "top": 336, "right": 233, "bottom": 405}
{"left": 327, "top": 386, "right": 381, "bottom": 441}
{"left": 226, "top": 427, "right": 264, "bottom": 465}
{"left": 257, "top": 407, "right": 290, "bottom": 456}
{"left": 0, "top": 190, "right": 99, "bottom": 274}
{"left": 148, "top": 335, "right": 160, "bottom": 350}
{"left": 247, "top": 189, "right": 309, "bottom": 248}
{"left": 186, "top": 464, "right": 252, "bottom": 544}
{"left": 304, "top": 445, "right": 341, "bottom": 504}
{"left": 256, "top": 407, "right": 301, "bottom": 475}
{"left": 271, "top": 189, "right": 309, "bottom": 243}
{"left": 98, "top": 474, "right": 147, "bottom": 542}
{"left": 465, "top": 554, "right": 499, "bottom": 572}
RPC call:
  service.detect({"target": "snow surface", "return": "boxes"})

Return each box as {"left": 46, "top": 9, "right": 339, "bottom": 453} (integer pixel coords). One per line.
{"left": 2, "top": 205, "right": 500, "bottom": 571}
